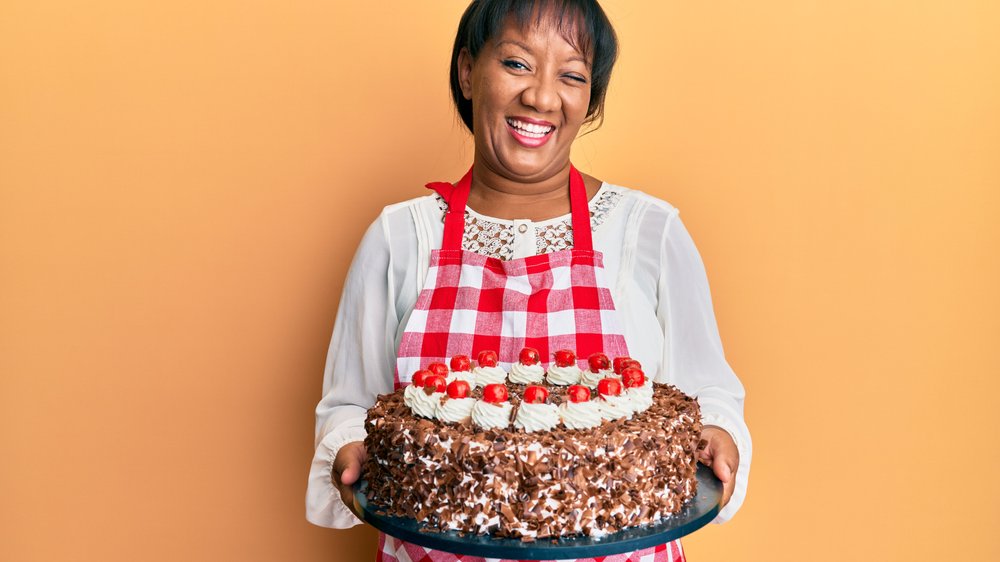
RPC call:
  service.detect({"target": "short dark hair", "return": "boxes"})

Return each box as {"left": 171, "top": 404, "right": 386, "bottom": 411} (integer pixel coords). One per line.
{"left": 449, "top": 0, "right": 619, "bottom": 133}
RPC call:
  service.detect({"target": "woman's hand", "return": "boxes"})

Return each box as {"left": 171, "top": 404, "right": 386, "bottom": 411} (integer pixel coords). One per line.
{"left": 332, "top": 441, "right": 367, "bottom": 518}
{"left": 698, "top": 426, "right": 739, "bottom": 507}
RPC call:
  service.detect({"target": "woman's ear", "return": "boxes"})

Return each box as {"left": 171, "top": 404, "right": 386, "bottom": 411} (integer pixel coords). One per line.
{"left": 457, "top": 48, "right": 473, "bottom": 100}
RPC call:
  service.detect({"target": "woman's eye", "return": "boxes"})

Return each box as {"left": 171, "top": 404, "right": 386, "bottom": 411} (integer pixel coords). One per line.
{"left": 564, "top": 74, "right": 588, "bottom": 84}
{"left": 502, "top": 60, "right": 528, "bottom": 71}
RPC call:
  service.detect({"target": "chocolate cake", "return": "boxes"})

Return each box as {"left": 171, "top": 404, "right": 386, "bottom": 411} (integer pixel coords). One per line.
{"left": 362, "top": 351, "right": 703, "bottom": 540}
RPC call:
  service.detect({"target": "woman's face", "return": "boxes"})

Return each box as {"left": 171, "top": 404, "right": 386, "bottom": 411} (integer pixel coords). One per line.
{"left": 458, "top": 17, "right": 593, "bottom": 183}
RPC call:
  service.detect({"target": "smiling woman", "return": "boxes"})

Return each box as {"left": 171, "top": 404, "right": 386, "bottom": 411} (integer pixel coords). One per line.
{"left": 458, "top": 18, "right": 592, "bottom": 184}
{"left": 306, "top": 1, "right": 751, "bottom": 561}
{"left": 451, "top": 0, "right": 618, "bottom": 219}
{"left": 449, "top": 0, "right": 618, "bottom": 132}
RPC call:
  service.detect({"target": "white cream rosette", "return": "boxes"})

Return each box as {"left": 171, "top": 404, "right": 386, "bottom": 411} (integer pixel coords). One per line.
{"left": 597, "top": 394, "right": 633, "bottom": 421}
{"left": 436, "top": 397, "right": 476, "bottom": 423}
{"left": 471, "top": 400, "right": 513, "bottom": 430}
{"left": 508, "top": 362, "right": 544, "bottom": 384}
{"left": 513, "top": 402, "right": 560, "bottom": 432}
{"left": 558, "top": 400, "right": 602, "bottom": 429}
{"left": 625, "top": 384, "right": 654, "bottom": 413}
{"left": 579, "top": 369, "right": 615, "bottom": 389}
{"left": 446, "top": 370, "right": 477, "bottom": 387}
{"left": 472, "top": 365, "right": 507, "bottom": 387}
{"left": 402, "top": 384, "right": 424, "bottom": 410}
{"left": 409, "top": 388, "right": 443, "bottom": 419}
{"left": 545, "top": 364, "right": 582, "bottom": 385}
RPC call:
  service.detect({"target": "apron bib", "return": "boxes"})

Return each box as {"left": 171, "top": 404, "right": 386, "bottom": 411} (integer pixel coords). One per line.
{"left": 378, "top": 166, "right": 684, "bottom": 562}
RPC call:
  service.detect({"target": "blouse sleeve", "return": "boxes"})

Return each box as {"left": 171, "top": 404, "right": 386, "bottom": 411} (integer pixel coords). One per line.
{"left": 657, "top": 211, "right": 752, "bottom": 523}
{"left": 305, "top": 212, "right": 399, "bottom": 528}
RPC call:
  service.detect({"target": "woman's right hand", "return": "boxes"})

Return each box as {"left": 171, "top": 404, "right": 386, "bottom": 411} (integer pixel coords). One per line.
{"left": 332, "top": 441, "right": 367, "bottom": 518}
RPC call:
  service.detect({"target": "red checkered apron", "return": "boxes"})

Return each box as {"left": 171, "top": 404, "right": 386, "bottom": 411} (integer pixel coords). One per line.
{"left": 378, "top": 166, "right": 684, "bottom": 562}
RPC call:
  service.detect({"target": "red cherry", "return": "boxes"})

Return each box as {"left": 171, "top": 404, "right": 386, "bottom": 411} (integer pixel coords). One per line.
{"left": 450, "top": 355, "right": 471, "bottom": 372}
{"left": 612, "top": 356, "right": 633, "bottom": 375}
{"left": 411, "top": 369, "right": 432, "bottom": 387}
{"left": 427, "top": 362, "right": 449, "bottom": 378}
{"left": 523, "top": 385, "right": 549, "bottom": 404}
{"left": 477, "top": 350, "right": 499, "bottom": 368}
{"left": 423, "top": 374, "right": 447, "bottom": 393}
{"left": 567, "top": 385, "right": 591, "bottom": 403}
{"left": 447, "top": 379, "right": 471, "bottom": 399}
{"left": 598, "top": 378, "right": 623, "bottom": 397}
{"left": 619, "top": 359, "right": 642, "bottom": 373}
{"left": 553, "top": 349, "right": 576, "bottom": 368}
{"left": 587, "top": 352, "right": 611, "bottom": 373}
{"left": 518, "top": 347, "right": 540, "bottom": 366}
{"left": 482, "top": 383, "right": 509, "bottom": 403}
{"left": 621, "top": 367, "right": 646, "bottom": 389}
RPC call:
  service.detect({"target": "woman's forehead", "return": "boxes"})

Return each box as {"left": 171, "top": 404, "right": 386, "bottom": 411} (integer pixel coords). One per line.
{"left": 493, "top": 8, "right": 592, "bottom": 60}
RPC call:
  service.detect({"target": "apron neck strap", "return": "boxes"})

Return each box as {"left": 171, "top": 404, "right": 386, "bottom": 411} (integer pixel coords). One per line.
{"left": 426, "top": 167, "right": 473, "bottom": 251}
{"left": 566, "top": 164, "right": 593, "bottom": 251}
{"left": 426, "top": 164, "right": 592, "bottom": 252}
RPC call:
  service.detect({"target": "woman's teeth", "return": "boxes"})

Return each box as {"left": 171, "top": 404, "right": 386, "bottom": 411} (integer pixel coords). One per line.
{"left": 507, "top": 118, "right": 554, "bottom": 138}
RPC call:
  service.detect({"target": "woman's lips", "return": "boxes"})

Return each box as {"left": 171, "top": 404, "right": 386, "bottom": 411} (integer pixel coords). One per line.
{"left": 506, "top": 117, "right": 555, "bottom": 148}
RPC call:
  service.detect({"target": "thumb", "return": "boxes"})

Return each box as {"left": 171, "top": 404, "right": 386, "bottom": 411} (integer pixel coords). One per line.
{"left": 333, "top": 444, "right": 365, "bottom": 486}
{"left": 339, "top": 462, "right": 360, "bottom": 486}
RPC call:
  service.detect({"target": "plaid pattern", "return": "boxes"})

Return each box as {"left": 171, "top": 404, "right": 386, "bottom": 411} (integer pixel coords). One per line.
{"left": 382, "top": 164, "right": 667, "bottom": 561}
{"left": 395, "top": 248, "right": 628, "bottom": 386}
{"left": 376, "top": 533, "right": 685, "bottom": 562}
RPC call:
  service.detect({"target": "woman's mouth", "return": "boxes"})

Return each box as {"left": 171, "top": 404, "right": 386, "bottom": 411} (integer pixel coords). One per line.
{"left": 506, "top": 117, "right": 555, "bottom": 147}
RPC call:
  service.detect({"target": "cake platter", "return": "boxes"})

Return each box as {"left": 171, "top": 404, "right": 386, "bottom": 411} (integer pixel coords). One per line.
{"left": 353, "top": 464, "right": 722, "bottom": 559}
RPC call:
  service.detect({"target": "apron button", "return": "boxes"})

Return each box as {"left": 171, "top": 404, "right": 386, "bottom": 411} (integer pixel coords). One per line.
{"left": 518, "top": 224, "right": 528, "bottom": 234}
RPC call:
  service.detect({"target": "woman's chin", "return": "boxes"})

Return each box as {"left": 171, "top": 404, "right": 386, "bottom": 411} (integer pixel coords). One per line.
{"left": 491, "top": 147, "right": 570, "bottom": 180}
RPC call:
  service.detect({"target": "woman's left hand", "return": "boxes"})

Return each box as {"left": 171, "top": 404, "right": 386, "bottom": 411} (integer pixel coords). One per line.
{"left": 699, "top": 425, "right": 739, "bottom": 507}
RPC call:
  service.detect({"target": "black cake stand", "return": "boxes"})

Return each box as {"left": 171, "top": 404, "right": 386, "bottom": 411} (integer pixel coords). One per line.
{"left": 353, "top": 464, "right": 722, "bottom": 560}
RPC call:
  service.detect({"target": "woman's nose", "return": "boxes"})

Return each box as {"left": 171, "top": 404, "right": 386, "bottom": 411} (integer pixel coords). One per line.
{"left": 520, "top": 78, "right": 559, "bottom": 114}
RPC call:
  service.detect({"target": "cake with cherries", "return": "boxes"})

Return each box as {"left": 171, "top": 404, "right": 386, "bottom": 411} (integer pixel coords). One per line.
{"left": 363, "top": 348, "right": 704, "bottom": 540}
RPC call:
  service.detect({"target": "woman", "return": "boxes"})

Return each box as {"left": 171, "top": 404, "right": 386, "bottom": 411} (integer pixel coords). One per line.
{"left": 306, "top": 1, "right": 751, "bottom": 561}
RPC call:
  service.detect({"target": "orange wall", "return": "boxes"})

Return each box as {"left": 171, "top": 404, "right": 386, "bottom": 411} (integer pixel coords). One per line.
{"left": 2, "top": 1, "right": 998, "bottom": 561}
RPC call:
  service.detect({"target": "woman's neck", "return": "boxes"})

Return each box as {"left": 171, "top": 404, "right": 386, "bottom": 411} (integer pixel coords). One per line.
{"left": 465, "top": 160, "right": 601, "bottom": 222}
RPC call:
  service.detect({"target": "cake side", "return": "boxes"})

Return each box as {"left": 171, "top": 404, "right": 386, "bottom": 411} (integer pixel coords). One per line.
{"left": 363, "top": 383, "right": 702, "bottom": 539}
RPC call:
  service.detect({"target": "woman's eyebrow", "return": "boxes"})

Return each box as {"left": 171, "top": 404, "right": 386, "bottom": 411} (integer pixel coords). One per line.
{"left": 496, "top": 39, "right": 587, "bottom": 65}
{"left": 495, "top": 39, "right": 533, "bottom": 53}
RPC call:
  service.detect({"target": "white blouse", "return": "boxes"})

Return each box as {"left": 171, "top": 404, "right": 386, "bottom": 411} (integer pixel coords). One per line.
{"left": 306, "top": 184, "right": 752, "bottom": 529}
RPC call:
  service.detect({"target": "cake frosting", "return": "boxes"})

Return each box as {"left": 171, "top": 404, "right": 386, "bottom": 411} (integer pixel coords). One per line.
{"left": 364, "top": 352, "right": 704, "bottom": 540}
{"left": 557, "top": 399, "right": 603, "bottom": 430}
{"left": 545, "top": 364, "right": 582, "bottom": 385}
{"left": 471, "top": 400, "right": 513, "bottom": 429}
{"left": 446, "top": 370, "right": 476, "bottom": 387}
{"left": 404, "top": 386, "right": 442, "bottom": 419}
{"left": 402, "top": 384, "right": 423, "bottom": 409}
{"left": 435, "top": 397, "right": 476, "bottom": 423}
{"left": 513, "top": 401, "right": 560, "bottom": 432}
{"left": 472, "top": 365, "right": 507, "bottom": 387}
{"left": 626, "top": 384, "right": 655, "bottom": 413}
{"left": 508, "top": 362, "right": 545, "bottom": 384}
{"left": 597, "top": 394, "right": 634, "bottom": 421}
{"left": 579, "top": 368, "right": 614, "bottom": 388}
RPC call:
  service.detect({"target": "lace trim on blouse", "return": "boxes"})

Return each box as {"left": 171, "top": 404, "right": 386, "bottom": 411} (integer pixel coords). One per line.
{"left": 433, "top": 186, "right": 623, "bottom": 260}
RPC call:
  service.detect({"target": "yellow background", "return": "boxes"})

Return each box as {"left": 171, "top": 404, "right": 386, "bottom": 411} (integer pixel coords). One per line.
{"left": 2, "top": 1, "right": 998, "bottom": 560}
